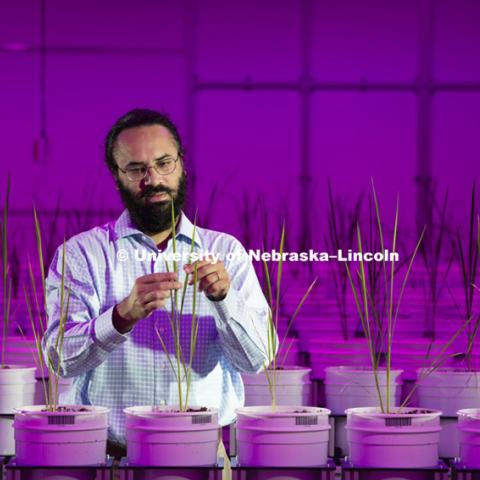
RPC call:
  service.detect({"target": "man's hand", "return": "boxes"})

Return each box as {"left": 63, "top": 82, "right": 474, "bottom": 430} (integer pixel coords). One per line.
{"left": 115, "top": 272, "right": 182, "bottom": 333}
{"left": 184, "top": 260, "right": 230, "bottom": 302}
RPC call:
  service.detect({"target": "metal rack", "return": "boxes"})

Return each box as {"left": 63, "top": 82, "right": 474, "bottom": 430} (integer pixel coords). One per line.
{"left": 5, "top": 457, "right": 114, "bottom": 480}
{"left": 230, "top": 457, "right": 337, "bottom": 480}
{"left": 117, "top": 457, "right": 224, "bottom": 480}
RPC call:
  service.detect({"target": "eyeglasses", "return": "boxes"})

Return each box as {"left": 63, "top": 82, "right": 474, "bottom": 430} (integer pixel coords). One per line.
{"left": 117, "top": 156, "right": 179, "bottom": 182}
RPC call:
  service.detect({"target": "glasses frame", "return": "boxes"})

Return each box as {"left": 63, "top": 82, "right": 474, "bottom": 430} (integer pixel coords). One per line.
{"left": 117, "top": 156, "right": 180, "bottom": 182}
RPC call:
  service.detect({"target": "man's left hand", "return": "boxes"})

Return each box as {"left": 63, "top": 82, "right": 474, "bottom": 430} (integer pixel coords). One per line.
{"left": 184, "top": 260, "right": 230, "bottom": 301}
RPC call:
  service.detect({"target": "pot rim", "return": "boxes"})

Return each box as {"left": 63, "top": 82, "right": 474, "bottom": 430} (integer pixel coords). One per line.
{"left": 325, "top": 365, "right": 404, "bottom": 374}
{"left": 265, "top": 365, "right": 312, "bottom": 372}
{"left": 242, "top": 366, "right": 312, "bottom": 374}
{"left": 235, "top": 405, "right": 331, "bottom": 417}
{"left": 0, "top": 365, "right": 37, "bottom": 372}
{"left": 13, "top": 405, "right": 110, "bottom": 415}
{"left": 345, "top": 406, "right": 442, "bottom": 417}
{"left": 416, "top": 367, "right": 480, "bottom": 374}
{"left": 124, "top": 405, "right": 219, "bottom": 416}
{"left": 457, "top": 408, "right": 480, "bottom": 418}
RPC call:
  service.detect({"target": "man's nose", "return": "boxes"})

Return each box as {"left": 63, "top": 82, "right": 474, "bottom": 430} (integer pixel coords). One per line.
{"left": 143, "top": 165, "right": 162, "bottom": 185}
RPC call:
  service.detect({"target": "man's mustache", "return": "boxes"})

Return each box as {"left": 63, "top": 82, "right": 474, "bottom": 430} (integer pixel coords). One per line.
{"left": 141, "top": 185, "right": 174, "bottom": 199}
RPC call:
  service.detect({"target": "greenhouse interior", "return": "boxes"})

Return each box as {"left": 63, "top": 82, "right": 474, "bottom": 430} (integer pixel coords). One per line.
{"left": 1, "top": 1, "right": 480, "bottom": 479}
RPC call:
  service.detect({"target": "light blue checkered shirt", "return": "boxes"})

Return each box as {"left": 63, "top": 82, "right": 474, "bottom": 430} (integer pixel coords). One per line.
{"left": 43, "top": 210, "right": 271, "bottom": 443}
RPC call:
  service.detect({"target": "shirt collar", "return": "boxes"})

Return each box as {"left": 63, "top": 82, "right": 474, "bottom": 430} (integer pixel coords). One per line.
{"left": 176, "top": 212, "right": 203, "bottom": 249}
{"left": 113, "top": 209, "right": 202, "bottom": 249}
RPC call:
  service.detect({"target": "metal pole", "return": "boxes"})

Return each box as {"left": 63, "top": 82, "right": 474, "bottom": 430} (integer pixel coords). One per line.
{"left": 299, "top": 0, "right": 313, "bottom": 252}
{"left": 416, "top": 0, "right": 435, "bottom": 233}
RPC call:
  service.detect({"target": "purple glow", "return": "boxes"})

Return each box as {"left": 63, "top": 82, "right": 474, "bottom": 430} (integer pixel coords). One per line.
{"left": 0, "top": 0, "right": 479, "bottom": 368}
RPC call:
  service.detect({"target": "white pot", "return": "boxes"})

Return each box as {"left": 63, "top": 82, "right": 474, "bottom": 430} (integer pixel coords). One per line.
{"left": 309, "top": 347, "right": 370, "bottom": 373}
{"left": 324, "top": 366, "right": 403, "bottom": 415}
{"left": 416, "top": 368, "right": 480, "bottom": 458}
{"left": 34, "top": 374, "right": 74, "bottom": 405}
{"left": 458, "top": 408, "right": 480, "bottom": 468}
{"left": 0, "top": 366, "right": 36, "bottom": 413}
{"left": 235, "top": 405, "right": 331, "bottom": 467}
{"left": 241, "top": 367, "right": 312, "bottom": 407}
{"left": 124, "top": 406, "right": 219, "bottom": 467}
{"left": 416, "top": 369, "right": 480, "bottom": 414}
{"left": 13, "top": 405, "right": 109, "bottom": 466}
{"left": 0, "top": 416, "right": 15, "bottom": 456}
{"left": 0, "top": 365, "right": 36, "bottom": 456}
{"left": 346, "top": 406, "right": 441, "bottom": 468}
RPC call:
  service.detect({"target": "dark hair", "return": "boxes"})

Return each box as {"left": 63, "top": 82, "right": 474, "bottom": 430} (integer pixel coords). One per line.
{"left": 105, "top": 108, "right": 184, "bottom": 173}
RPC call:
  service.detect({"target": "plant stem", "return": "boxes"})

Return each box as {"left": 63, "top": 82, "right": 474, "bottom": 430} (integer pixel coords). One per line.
{"left": 1, "top": 176, "right": 11, "bottom": 368}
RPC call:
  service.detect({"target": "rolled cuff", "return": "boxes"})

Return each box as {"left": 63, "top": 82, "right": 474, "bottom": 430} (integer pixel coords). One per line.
{"left": 209, "top": 289, "right": 239, "bottom": 323}
{"left": 94, "top": 306, "right": 130, "bottom": 352}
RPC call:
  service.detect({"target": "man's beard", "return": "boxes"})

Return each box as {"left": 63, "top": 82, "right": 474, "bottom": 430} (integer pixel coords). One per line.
{"left": 117, "top": 173, "right": 187, "bottom": 234}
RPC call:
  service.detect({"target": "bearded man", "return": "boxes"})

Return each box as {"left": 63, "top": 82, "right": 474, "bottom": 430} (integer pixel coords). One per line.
{"left": 42, "top": 109, "right": 272, "bottom": 451}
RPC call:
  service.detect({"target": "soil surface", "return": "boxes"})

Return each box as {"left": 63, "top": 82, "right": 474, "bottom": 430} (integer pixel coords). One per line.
{"left": 153, "top": 406, "right": 209, "bottom": 413}
{"left": 393, "top": 408, "right": 434, "bottom": 414}
{"left": 40, "top": 406, "right": 90, "bottom": 413}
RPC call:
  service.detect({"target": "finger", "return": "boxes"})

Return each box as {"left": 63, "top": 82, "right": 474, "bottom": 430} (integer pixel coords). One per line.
{"left": 157, "top": 280, "right": 183, "bottom": 291}
{"left": 142, "top": 290, "right": 171, "bottom": 304}
{"left": 189, "top": 264, "right": 223, "bottom": 284}
{"left": 139, "top": 281, "right": 182, "bottom": 294}
{"left": 184, "top": 260, "right": 214, "bottom": 274}
{"left": 198, "top": 271, "right": 222, "bottom": 292}
{"left": 137, "top": 272, "right": 178, "bottom": 284}
{"left": 143, "top": 299, "right": 167, "bottom": 313}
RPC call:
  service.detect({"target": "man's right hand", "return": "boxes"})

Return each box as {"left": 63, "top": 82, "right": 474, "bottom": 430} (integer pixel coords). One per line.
{"left": 114, "top": 272, "right": 182, "bottom": 333}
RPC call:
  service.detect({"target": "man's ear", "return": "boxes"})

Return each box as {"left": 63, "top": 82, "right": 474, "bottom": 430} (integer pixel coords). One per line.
{"left": 114, "top": 173, "right": 121, "bottom": 190}
{"left": 180, "top": 156, "right": 187, "bottom": 176}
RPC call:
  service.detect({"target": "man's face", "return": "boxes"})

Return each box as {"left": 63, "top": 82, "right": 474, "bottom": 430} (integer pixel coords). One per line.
{"left": 113, "top": 124, "right": 186, "bottom": 234}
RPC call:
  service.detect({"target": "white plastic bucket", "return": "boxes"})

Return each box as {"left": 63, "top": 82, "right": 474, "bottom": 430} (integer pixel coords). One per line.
{"left": 34, "top": 374, "right": 73, "bottom": 405}
{"left": 416, "top": 369, "right": 480, "bottom": 415}
{"left": 309, "top": 349, "right": 370, "bottom": 377}
{"left": 236, "top": 405, "right": 331, "bottom": 467}
{"left": 324, "top": 366, "right": 403, "bottom": 414}
{"left": 0, "top": 366, "right": 36, "bottom": 413}
{"left": 241, "top": 367, "right": 312, "bottom": 407}
{"left": 458, "top": 408, "right": 480, "bottom": 468}
{"left": 416, "top": 368, "right": 480, "bottom": 457}
{"left": 13, "top": 405, "right": 109, "bottom": 466}
{"left": 0, "top": 415, "right": 15, "bottom": 456}
{"left": 0, "top": 366, "right": 36, "bottom": 455}
{"left": 124, "top": 406, "right": 219, "bottom": 467}
{"left": 346, "top": 406, "right": 442, "bottom": 468}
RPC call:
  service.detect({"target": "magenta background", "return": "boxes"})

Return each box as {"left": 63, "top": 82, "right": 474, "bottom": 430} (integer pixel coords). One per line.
{"left": 0, "top": 0, "right": 479, "bottom": 252}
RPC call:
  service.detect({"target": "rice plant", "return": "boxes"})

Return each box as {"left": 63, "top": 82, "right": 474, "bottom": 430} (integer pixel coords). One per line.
{"left": 256, "top": 221, "right": 316, "bottom": 409}
{"left": 455, "top": 184, "right": 480, "bottom": 369}
{"left": 155, "top": 197, "right": 200, "bottom": 411}
{"left": 345, "top": 180, "right": 425, "bottom": 413}
{"left": 24, "top": 207, "right": 70, "bottom": 411}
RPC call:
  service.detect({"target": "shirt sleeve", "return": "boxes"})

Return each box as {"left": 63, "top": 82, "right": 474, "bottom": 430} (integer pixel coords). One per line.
{"left": 209, "top": 240, "right": 277, "bottom": 373}
{"left": 42, "top": 242, "right": 129, "bottom": 378}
